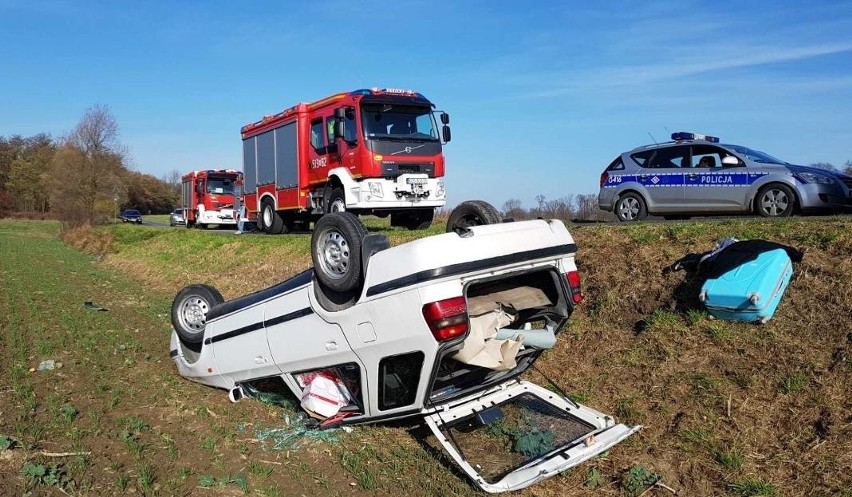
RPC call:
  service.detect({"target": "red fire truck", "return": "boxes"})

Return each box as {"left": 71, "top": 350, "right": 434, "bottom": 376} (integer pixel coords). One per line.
{"left": 180, "top": 169, "right": 242, "bottom": 229}
{"left": 240, "top": 88, "right": 450, "bottom": 233}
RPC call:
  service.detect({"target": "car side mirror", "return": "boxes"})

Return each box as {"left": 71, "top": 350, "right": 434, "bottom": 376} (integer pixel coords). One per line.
{"left": 721, "top": 156, "right": 741, "bottom": 167}
{"left": 440, "top": 112, "right": 450, "bottom": 125}
{"left": 442, "top": 125, "right": 451, "bottom": 143}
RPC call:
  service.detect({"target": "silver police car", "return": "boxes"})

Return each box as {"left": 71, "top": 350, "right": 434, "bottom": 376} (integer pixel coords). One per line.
{"left": 598, "top": 132, "right": 852, "bottom": 221}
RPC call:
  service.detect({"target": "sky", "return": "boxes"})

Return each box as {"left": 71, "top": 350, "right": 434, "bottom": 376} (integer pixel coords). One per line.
{"left": 2, "top": 0, "right": 851, "bottom": 208}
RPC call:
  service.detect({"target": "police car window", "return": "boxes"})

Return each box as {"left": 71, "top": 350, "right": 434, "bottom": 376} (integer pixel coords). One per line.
{"left": 310, "top": 119, "right": 325, "bottom": 152}
{"left": 726, "top": 145, "right": 787, "bottom": 165}
{"left": 630, "top": 150, "right": 655, "bottom": 167}
{"left": 647, "top": 146, "right": 688, "bottom": 169}
{"left": 691, "top": 145, "right": 724, "bottom": 168}
{"left": 607, "top": 157, "right": 624, "bottom": 171}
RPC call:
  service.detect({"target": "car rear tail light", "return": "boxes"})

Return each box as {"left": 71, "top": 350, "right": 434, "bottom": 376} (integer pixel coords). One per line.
{"left": 599, "top": 171, "right": 609, "bottom": 188}
{"left": 566, "top": 271, "right": 583, "bottom": 304}
{"left": 422, "top": 296, "right": 468, "bottom": 341}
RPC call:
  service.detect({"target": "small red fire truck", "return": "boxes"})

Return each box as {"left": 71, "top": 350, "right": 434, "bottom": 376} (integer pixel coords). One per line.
{"left": 241, "top": 88, "right": 450, "bottom": 233}
{"left": 180, "top": 169, "right": 242, "bottom": 229}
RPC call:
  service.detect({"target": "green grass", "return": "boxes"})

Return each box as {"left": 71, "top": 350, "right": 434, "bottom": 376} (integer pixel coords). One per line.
{"left": 2, "top": 216, "right": 851, "bottom": 496}
{"left": 781, "top": 372, "right": 809, "bottom": 394}
{"left": 643, "top": 309, "right": 684, "bottom": 333}
{"left": 714, "top": 447, "right": 745, "bottom": 470}
{"left": 729, "top": 478, "right": 777, "bottom": 496}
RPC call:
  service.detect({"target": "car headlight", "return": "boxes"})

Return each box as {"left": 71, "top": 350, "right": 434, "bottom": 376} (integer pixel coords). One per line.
{"left": 796, "top": 172, "right": 835, "bottom": 185}
{"left": 368, "top": 182, "right": 383, "bottom": 197}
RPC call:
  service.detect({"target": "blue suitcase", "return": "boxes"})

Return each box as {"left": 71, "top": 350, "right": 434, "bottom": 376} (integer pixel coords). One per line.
{"left": 699, "top": 248, "right": 793, "bottom": 324}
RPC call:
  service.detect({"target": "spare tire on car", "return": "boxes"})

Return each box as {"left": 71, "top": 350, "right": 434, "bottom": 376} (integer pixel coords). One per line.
{"left": 446, "top": 200, "right": 501, "bottom": 233}
{"left": 171, "top": 284, "right": 224, "bottom": 344}
{"left": 312, "top": 212, "right": 368, "bottom": 293}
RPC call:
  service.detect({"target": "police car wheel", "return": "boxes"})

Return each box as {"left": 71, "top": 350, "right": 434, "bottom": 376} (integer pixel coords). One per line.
{"left": 616, "top": 193, "right": 647, "bottom": 222}
{"left": 171, "top": 284, "right": 224, "bottom": 345}
{"left": 446, "top": 200, "right": 501, "bottom": 233}
{"left": 756, "top": 184, "right": 795, "bottom": 218}
{"left": 312, "top": 212, "right": 368, "bottom": 293}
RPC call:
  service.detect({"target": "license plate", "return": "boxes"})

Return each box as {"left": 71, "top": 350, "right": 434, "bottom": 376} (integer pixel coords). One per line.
{"left": 406, "top": 178, "right": 427, "bottom": 185}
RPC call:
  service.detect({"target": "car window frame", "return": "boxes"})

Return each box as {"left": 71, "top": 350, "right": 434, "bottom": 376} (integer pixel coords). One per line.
{"left": 646, "top": 145, "right": 690, "bottom": 169}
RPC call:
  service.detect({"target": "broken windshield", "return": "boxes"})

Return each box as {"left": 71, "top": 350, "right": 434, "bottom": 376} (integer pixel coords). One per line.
{"left": 361, "top": 104, "right": 439, "bottom": 141}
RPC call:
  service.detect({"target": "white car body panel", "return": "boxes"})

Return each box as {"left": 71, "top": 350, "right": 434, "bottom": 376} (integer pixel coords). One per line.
{"left": 169, "top": 219, "right": 637, "bottom": 492}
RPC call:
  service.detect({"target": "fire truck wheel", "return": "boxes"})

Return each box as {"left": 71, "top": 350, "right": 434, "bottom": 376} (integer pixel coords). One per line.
{"left": 325, "top": 187, "right": 346, "bottom": 214}
{"left": 446, "top": 200, "right": 501, "bottom": 233}
{"left": 171, "top": 284, "right": 224, "bottom": 345}
{"left": 261, "top": 200, "right": 284, "bottom": 234}
{"left": 312, "top": 212, "right": 367, "bottom": 293}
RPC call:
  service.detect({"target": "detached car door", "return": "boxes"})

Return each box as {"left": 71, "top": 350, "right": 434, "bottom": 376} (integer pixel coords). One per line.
{"left": 424, "top": 380, "right": 639, "bottom": 493}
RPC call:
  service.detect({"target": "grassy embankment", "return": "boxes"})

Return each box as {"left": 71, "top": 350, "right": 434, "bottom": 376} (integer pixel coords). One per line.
{"left": 1, "top": 217, "right": 851, "bottom": 496}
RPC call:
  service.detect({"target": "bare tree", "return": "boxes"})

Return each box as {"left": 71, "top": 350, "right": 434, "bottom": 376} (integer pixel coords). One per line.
{"left": 162, "top": 169, "right": 182, "bottom": 186}
{"left": 809, "top": 162, "right": 836, "bottom": 171}
{"left": 48, "top": 105, "right": 128, "bottom": 226}
{"left": 844, "top": 160, "right": 852, "bottom": 176}
{"left": 502, "top": 198, "right": 527, "bottom": 220}
{"left": 574, "top": 194, "right": 599, "bottom": 221}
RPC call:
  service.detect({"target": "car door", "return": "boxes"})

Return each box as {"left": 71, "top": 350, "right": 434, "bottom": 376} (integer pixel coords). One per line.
{"left": 424, "top": 380, "right": 640, "bottom": 493}
{"left": 264, "top": 282, "right": 362, "bottom": 379}
{"left": 685, "top": 145, "right": 749, "bottom": 211}
{"left": 306, "top": 114, "right": 344, "bottom": 186}
{"left": 641, "top": 145, "right": 688, "bottom": 212}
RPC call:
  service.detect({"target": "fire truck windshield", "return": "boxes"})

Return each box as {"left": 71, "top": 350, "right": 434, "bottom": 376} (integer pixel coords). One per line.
{"left": 361, "top": 104, "right": 438, "bottom": 142}
{"left": 206, "top": 177, "right": 236, "bottom": 195}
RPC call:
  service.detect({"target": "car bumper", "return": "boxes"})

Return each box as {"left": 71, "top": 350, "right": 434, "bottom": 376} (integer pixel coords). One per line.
{"left": 797, "top": 183, "right": 852, "bottom": 212}
{"left": 597, "top": 189, "right": 616, "bottom": 211}
{"left": 349, "top": 176, "right": 446, "bottom": 209}
{"left": 198, "top": 209, "right": 236, "bottom": 225}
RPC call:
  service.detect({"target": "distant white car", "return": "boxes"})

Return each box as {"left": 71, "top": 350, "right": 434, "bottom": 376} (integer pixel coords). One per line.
{"left": 169, "top": 208, "right": 185, "bottom": 226}
{"left": 169, "top": 202, "right": 639, "bottom": 493}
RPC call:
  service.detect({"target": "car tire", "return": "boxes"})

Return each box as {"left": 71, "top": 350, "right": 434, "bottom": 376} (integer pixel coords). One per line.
{"left": 325, "top": 187, "right": 346, "bottom": 214}
{"left": 260, "top": 199, "right": 284, "bottom": 234}
{"left": 756, "top": 184, "right": 795, "bottom": 218}
{"left": 171, "top": 284, "right": 224, "bottom": 345}
{"left": 312, "top": 212, "right": 367, "bottom": 293}
{"left": 446, "top": 200, "right": 501, "bottom": 233}
{"left": 615, "top": 193, "right": 648, "bottom": 222}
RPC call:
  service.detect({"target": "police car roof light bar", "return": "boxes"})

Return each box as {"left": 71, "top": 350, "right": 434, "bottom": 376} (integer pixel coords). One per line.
{"left": 671, "top": 132, "right": 720, "bottom": 143}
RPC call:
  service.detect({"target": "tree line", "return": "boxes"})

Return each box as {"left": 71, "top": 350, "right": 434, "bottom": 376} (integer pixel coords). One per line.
{"left": 2, "top": 106, "right": 850, "bottom": 226}
{"left": 0, "top": 105, "right": 181, "bottom": 225}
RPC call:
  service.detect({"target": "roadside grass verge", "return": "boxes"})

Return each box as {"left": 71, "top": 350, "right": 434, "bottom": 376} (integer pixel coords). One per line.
{"left": 2, "top": 215, "right": 851, "bottom": 496}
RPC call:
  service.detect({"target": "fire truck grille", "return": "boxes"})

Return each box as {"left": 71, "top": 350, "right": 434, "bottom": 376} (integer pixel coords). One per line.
{"left": 381, "top": 162, "right": 435, "bottom": 178}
